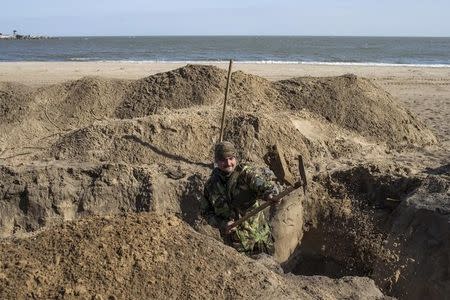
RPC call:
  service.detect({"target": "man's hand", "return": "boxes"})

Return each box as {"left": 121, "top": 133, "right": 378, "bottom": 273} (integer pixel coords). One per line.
{"left": 223, "top": 220, "right": 236, "bottom": 235}
{"left": 264, "top": 186, "right": 281, "bottom": 204}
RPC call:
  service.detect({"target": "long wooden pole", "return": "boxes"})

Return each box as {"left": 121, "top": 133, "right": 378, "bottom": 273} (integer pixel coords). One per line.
{"left": 219, "top": 59, "right": 233, "bottom": 142}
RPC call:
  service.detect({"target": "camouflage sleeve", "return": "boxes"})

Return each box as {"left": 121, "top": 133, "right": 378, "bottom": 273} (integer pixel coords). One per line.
{"left": 201, "top": 184, "right": 228, "bottom": 229}
{"left": 241, "top": 166, "right": 275, "bottom": 198}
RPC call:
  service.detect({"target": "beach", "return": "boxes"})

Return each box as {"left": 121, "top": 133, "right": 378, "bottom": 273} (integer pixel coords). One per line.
{"left": 1, "top": 61, "right": 449, "bottom": 142}
{"left": 1, "top": 61, "right": 449, "bottom": 299}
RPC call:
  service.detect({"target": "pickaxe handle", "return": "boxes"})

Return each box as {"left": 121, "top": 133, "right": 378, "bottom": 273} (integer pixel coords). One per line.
{"left": 225, "top": 182, "right": 301, "bottom": 233}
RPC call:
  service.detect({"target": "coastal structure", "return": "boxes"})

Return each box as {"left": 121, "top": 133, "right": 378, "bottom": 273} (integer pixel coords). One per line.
{"left": 0, "top": 30, "right": 52, "bottom": 40}
{"left": 0, "top": 33, "right": 14, "bottom": 39}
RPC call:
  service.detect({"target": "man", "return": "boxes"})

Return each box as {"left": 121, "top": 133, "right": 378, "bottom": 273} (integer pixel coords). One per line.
{"left": 201, "top": 141, "right": 279, "bottom": 255}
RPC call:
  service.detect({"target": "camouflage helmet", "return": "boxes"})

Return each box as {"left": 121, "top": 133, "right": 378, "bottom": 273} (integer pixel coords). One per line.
{"left": 214, "top": 141, "right": 237, "bottom": 161}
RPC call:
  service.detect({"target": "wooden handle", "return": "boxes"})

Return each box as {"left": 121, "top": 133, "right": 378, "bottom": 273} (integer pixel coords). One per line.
{"left": 226, "top": 183, "right": 300, "bottom": 232}
{"left": 219, "top": 59, "right": 233, "bottom": 142}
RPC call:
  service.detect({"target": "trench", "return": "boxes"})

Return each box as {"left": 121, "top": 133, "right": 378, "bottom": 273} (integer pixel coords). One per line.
{"left": 282, "top": 167, "right": 424, "bottom": 293}
{"left": 288, "top": 222, "right": 372, "bottom": 278}
{"left": 282, "top": 203, "right": 383, "bottom": 280}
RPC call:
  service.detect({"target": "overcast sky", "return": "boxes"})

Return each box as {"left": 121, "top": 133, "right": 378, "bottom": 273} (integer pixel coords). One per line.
{"left": 1, "top": 0, "right": 449, "bottom": 37}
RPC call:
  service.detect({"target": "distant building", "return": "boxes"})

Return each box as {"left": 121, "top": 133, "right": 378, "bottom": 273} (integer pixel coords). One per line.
{"left": 0, "top": 33, "right": 14, "bottom": 39}
{"left": 0, "top": 31, "right": 52, "bottom": 40}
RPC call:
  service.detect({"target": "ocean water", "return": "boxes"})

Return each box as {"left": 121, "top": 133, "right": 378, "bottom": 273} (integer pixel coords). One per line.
{"left": 0, "top": 36, "right": 449, "bottom": 66}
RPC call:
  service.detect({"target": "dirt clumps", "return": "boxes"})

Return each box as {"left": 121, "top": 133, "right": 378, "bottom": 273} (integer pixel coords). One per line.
{"left": 320, "top": 163, "right": 422, "bottom": 209}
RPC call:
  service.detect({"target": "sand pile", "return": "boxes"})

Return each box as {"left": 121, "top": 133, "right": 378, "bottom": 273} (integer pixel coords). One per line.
{"left": 35, "top": 76, "right": 128, "bottom": 128}
{"left": 275, "top": 75, "right": 436, "bottom": 146}
{"left": 116, "top": 64, "right": 227, "bottom": 118}
{"left": 0, "top": 65, "right": 448, "bottom": 299}
{"left": 0, "top": 213, "right": 389, "bottom": 299}
{"left": 0, "top": 65, "right": 436, "bottom": 157}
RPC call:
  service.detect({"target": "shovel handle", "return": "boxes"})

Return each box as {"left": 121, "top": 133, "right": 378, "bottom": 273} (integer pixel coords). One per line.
{"left": 219, "top": 59, "right": 233, "bottom": 142}
{"left": 225, "top": 183, "right": 300, "bottom": 233}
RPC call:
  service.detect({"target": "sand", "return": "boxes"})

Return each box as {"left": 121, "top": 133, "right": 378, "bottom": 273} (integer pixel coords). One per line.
{"left": 1, "top": 61, "right": 449, "bottom": 143}
{"left": 1, "top": 62, "right": 449, "bottom": 299}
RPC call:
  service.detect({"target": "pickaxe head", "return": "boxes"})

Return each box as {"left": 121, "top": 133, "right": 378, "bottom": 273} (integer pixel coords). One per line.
{"left": 268, "top": 142, "right": 296, "bottom": 186}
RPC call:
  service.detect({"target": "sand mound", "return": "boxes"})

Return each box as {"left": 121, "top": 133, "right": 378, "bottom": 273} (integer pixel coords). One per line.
{"left": 115, "top": 64, "right": 226, "bottom": 118}
{"left": 275, "top": 74, "right": 436, "bottom": 146}
{"left": 226, "top": 70, "right": 279, "bottom": 112}
{"left": 0, "top": 77, "right": 128, "bottom": 155}
{"left": 0, "top": 213, "right": 386, "bottom": 299}
{"left": 34, "top": 76, "right": 129, "bottom": 129}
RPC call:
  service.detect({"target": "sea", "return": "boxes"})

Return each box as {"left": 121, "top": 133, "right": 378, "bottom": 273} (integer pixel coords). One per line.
{"left": 0, "top": 36, "right": 449, "bottom": 67}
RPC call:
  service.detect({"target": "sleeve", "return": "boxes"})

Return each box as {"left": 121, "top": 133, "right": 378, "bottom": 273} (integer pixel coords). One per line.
{"left": 241, "top": 166, "right": 275, "bottom": 199}
{"left": 201, "top": 183, "right": 228, "bottom": 230}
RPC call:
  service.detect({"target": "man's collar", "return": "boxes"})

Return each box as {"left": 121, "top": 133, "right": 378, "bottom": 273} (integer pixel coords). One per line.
{"left": 213, "top": 167, "right": 234, "bottom": 180}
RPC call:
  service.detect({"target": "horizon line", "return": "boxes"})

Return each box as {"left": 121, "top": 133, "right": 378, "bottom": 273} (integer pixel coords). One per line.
{"left": 23, "top": 34, "right": 450, "bottom": 38}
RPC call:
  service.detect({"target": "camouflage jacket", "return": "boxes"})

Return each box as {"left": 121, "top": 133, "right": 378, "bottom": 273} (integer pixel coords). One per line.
{"left": 201, "top": 164, "right": 274, "bottom": 253}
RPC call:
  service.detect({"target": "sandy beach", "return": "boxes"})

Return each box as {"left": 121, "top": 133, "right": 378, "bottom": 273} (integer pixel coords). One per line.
{"left": 1, "top": 61, "right": 449, "bottom": 299}
{"left": 1, "top": 61, "right": 449, "bottom": 143}
{"left": 2, "top": 61, "right": 450, "bottom": 83}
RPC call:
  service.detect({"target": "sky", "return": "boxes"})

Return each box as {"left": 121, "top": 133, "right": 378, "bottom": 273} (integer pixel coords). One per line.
{"left": 1, "top": 0, "right": 449, "bottom": 37}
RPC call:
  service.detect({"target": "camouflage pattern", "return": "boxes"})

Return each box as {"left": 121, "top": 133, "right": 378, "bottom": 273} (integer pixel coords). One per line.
{"left": 202, "top": 164, "right": 275, "bottom": 254}
{"left": 214, "top": 141, "right": 237, "bottom": 161}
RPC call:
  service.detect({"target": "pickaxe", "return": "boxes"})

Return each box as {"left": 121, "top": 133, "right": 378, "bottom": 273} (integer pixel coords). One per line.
{"left": 225, "top": 155, "right": 307, "bottom": 233}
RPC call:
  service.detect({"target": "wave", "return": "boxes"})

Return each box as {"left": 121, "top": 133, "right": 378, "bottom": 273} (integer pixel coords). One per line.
{"left": 69, "top": 57, "right": 104, "bottom": 61}
{"left": 18, "top": 57, "right": 450, "bottom": 68}
{"left": 107, "top": 60, "right": 450, "bottom": 68}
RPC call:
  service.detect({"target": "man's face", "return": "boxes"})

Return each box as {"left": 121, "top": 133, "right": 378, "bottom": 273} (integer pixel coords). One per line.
{"left": 217, "top": 156, "right": 237, "bottom": 174}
